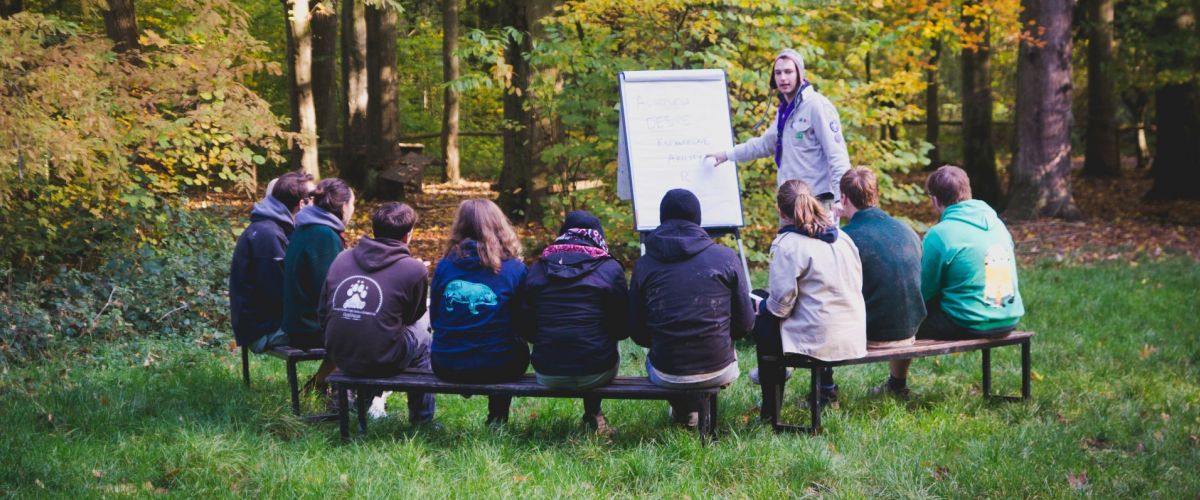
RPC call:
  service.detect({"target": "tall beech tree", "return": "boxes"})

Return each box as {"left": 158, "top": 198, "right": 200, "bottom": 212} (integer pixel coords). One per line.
{"left": 287, "top": 0, "right": 320, "bottom": 178}
{"left": 366, "top": 2, "right": 399, "bottom": 193}
{"left": 1145, "top": 5, "right": 1200, "bottom": 200}
{"left": 1083, "top": 0, "right": 1121, "bottom": 177}
{"left": 1006, "top": 0, "right": 1079, "bottom": 220}
{"left": 312, "top": 0, "right": 339, "bottom": 174}
{"left": 960, "top": 0, "right": 1004, "bottom": 207}
{"left": 441, "top": 0, "right": 461, "bottom": 183}
{"left": 341, "top": 0, "right": 369, "bottom": 186}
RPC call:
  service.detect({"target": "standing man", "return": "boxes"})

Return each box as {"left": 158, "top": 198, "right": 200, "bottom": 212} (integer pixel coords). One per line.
{"left": 707, "top": 49, "right": 852, "bottom": 219}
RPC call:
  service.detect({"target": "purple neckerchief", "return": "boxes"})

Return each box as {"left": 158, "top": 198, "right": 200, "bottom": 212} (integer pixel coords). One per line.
{"left": 779, "top": 223, "right": 837, "bottom": 243}
{"left": 542, "top": 244, "right": 608, "bottom": 259}
{"left": 774, "top": 80, "right": 811, "bottom": 166}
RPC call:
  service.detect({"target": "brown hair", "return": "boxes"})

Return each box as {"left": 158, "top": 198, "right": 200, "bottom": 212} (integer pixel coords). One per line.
{"left": 445, "top": 199, "right": 522, "bottom": 273}
{"left": 372, "top": 202, "right": 418, "bottom": 241}
{"left": 312, "top": 178, "right": 353, "bottom": 220}
{"left": 925, "top": 165, "right": 972, "bottom": 207}
{"left": 839, "top": 167, "right": 879, "bottom": 209}
{"left": 271, "top": 171, "right": 314, "bottom": 212}
{"left": 777, "top": 180, "right": 833, "bottom": 235}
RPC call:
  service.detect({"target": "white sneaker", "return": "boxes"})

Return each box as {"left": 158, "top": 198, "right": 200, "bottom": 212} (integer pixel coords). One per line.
{"left": 367, "top": 391, "right": 392, "bottom": 420}
{"left": 749, "top": 367, "right": 793, "bottom": 385}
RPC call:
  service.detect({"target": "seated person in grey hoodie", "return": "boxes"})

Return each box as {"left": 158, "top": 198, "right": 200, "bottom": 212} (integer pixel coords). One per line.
{"left": 320, "top": 202, "right": 434, "bottom": 423}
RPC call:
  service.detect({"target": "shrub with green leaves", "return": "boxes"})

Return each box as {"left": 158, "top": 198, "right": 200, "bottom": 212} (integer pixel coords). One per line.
{"left": 0, "top": 3, "right": 283, "bottom": 271}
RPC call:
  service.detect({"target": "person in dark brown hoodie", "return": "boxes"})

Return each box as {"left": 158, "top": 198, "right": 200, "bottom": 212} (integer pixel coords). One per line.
{"left": 320, "top": 202, "right": 434, "bottom": 423}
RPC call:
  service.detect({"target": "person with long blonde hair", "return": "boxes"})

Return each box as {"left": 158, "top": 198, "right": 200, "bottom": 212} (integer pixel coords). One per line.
{"left": 753, "top": 179, "right": 865, "bottom": 424}
{"left": 430, "top": 199, "right": 529, "bottom": 425}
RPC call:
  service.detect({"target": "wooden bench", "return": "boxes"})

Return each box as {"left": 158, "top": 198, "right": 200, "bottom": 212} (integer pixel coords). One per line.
{"left": 241, "top": 345, "right": 336, "bottom": 422}
{"left": 325, "top": 371, "right": 723, "bottom": 443}
{"left": 758, "top": 331, "right": 1034, "bottom": 434}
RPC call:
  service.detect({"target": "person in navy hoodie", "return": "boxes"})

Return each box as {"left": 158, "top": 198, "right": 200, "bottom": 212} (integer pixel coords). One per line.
{"left": 229, "top": 171, "right": 314, "bottom": 353}
{"left": 430, "top": 198, "right": 528, "bottom": 425}
{"left": 630, "top": 189, "right": 755, "bottom": 427}
{"left": 282, "top": 178, "right": 355, "bottom": 388}
{"left": 320, "top": 202, "right": 434, "bottom": 423}
{"left": 522, "top": 210, "right": 627, "bottom": 434}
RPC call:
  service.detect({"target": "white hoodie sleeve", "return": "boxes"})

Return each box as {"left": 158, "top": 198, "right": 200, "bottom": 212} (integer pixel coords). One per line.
{"left": 727, "top": 115, "right": 778, "bottom": 164}
{"left": 810, "top": 97, "right": 852, "bottom": 201}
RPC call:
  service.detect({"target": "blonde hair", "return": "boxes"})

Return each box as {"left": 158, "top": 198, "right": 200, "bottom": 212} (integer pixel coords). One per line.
{"left": 445, "top": 199, "right": 522, "bottom": 273}
{"left": 777, "top": 180, "right": 833, "bottom": 235}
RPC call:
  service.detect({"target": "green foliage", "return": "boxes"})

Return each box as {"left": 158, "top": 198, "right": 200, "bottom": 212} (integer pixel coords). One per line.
{"left": 486, "top": 0, "right": 939, "bottom": 257}
{"left": 0, "top": 204, "right": 235, "bottom": 364}
{"left": 0, "top": 4, "right": 284, "bottom": 270}
{"left": 0, "top": 260, "right": 1197, "bottom": 496}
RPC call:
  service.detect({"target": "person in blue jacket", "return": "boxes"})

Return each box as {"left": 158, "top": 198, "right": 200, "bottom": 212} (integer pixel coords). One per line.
{"left": 522, "top": 210, "right": 628, "bottom": 434}
{"left": 430, "top": 198, "right": 529, "bottom": 425}
{"left": 228, "top": 171, "right": 313, "bottom": 353}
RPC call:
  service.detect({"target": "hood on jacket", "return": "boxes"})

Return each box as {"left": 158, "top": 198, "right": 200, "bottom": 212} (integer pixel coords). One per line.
{"left": 249, "top": 194, "right": 294, "bottom": 229}
{"left": 295, "top": 205, "right": 345, "bottom": 232}
{"left": 352, "top": 237, "right": 412, "bottom": 272}
{"left": 447, "top": 239, "right": 485, "bottom": 270}
{"left": 644, "top": 219, "right": 714, "bottom": 263}
{"left": 769, "top": 48, "right": 806, "bottom": 90}
{"left": 543, "top": 251, "right": 607, "bottom": 281}
{"left": 940, "top": 199, "right": 998, "bottom": 231}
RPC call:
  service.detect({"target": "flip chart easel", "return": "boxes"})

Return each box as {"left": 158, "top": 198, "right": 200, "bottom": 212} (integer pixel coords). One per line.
{"left": 617, "top": 69, "right": 751, "bottom": 290}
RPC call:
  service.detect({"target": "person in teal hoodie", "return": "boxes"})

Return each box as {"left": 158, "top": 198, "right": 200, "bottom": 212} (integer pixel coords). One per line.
{"left": 888, "top": 166, "right": 1024, "bottom": 390}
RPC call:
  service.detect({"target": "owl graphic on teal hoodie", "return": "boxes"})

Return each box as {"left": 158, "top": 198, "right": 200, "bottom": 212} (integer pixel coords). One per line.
{"left": 921, "top": 200, "right": 1025, "bottom": 331}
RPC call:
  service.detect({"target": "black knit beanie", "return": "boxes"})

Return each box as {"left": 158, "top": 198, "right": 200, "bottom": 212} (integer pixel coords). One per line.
{"left": 659, "top": 188, "right": 702, "bottom": 225}
{"left": 559, "top": 210, "right": 605, "bottom": 238}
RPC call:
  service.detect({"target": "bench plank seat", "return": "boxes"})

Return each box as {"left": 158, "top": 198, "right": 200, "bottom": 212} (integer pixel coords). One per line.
{"left": 760, "top": 331, "right": 1034, "bottom": 435}
{"left": 326, "top": 371, "right": 722, "bottom": 442}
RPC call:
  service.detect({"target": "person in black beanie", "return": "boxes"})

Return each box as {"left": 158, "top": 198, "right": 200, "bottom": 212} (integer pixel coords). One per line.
{"left": 522, "top": 210, "right": 628, "bottom": 434}
{"left": 629, "top": 189, "right": 755, "bottom": 427}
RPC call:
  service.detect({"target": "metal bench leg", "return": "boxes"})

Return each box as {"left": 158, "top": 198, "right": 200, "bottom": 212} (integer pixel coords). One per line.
{"left": 981, "top": 348, "right": 992, "bottom": 398}
{"left": 287, "top": 359, "right": 301, "bottom": 416}
{"left": 355, "top": 388, "right": 368, "bottom": 436}
{"left": 1021, "top": 340, "right": 1031, "bottom": 400}
{"left": 338, "top": 386, "right": 350, "bottom": 442}
{"left": 809, "top": 367, "right": 821, "bottom": 434}
{"left": 697, "top": 395, "right": 713, "bottom": 444}
{"left": 241, "top": 346, "right": 250, "bottom": 387}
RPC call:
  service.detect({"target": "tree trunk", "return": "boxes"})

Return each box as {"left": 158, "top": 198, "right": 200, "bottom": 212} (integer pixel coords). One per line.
{"left": 497, "top": 0, "right": 535, "bottom": 219}
{"left": 341, "top": 0, "right": 369, "bottom": 186}
{"left": 289, "top": 0, "right": 320, "bottom": 179}
{"left": 441, "top": 0, "right": 462, "bottom": 183}
{"left": 1083, "top": 0, "right": 1121, "bottom": 177}
{"left": 312, "top": 0, "right": 339, "bottom": 175}
{"left": 925, "top": 38, "right": 942, "bottom": 169}
{"left": 0, "top": 0, "right": 23, "bottom": 18}
{"left": 960, "top": 0, "right": 1003, "bottom": 208}
{"left": 283, "top": 0, "right": 300, "bottom": 170}
{"left": 103, "top": 0, "right": 139, "bottom": 53}
{"left": 1145, "top": 7, "right": 1200, "bottom": 200}
{"left": 367, "top": 3, "right": 400, "bottom": 194}
{"left": 1005, "top": 0, "right": 1080, "bottom": 220}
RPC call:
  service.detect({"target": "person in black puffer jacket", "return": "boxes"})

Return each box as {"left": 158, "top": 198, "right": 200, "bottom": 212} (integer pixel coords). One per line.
{"left": 630, "top": 189, "right": 755, "bottom": 426}
{"left": 522, "top": 211, "right": 628, "bottom": 433}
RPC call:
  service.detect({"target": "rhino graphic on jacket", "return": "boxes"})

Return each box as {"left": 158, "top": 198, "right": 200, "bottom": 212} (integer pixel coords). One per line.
{"left": 443, "top": 279, "right": 498, "bottom": 315}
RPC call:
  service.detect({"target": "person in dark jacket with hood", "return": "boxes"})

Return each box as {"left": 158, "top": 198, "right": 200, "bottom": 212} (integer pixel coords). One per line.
{"left": 229, "top": 171, "right": 313, "bottom": 353}
{"left": 320, "top": 202, "right": 434, "bottom": 423}
{"left": 431, "top": 198, "right": 529, "bottom": 426}
{"left": 522, "top": 210, "right": 627, "bottom": 433}
{"left": 282, "top": 178, "right": 355, "bottom": 390}
{"left": 630, "top": 189, "right": 755, "bottom": 427}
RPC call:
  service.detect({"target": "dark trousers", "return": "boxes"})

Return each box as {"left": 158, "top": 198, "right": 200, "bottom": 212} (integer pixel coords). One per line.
{"left": 753, "top": 302, "right": 834, "bottom": 418}
{"left": 434, "top": 350, "right": 530, "bottom": 423}
{"left": 918, "top": 299, "right": 1015, "bottom": 340}
{"left": 353, "top": 342, "right": 436, "bottom": 423}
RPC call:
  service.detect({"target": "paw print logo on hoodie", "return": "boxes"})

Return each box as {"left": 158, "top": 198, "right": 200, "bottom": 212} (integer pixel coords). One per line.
{"left": 332, "top": 276, "right": 383, "bottom": 318}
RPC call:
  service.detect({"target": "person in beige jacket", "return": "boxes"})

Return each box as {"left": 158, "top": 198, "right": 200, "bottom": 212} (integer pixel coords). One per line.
{"left": 753, "top": 179, "right": 866, "bottom": 418}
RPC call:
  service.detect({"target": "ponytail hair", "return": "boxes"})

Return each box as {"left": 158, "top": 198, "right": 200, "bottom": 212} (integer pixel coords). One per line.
{"left": 777, "top": 179, "right": 833, "bottom": 235}
{"left": 312, "top": 178, "right": 353, "bottom": 220}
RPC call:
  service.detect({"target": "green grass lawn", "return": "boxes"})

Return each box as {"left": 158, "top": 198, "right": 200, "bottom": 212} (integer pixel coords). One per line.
{"left": 2, "top": 259, "right": 1198, "bottom": 497}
